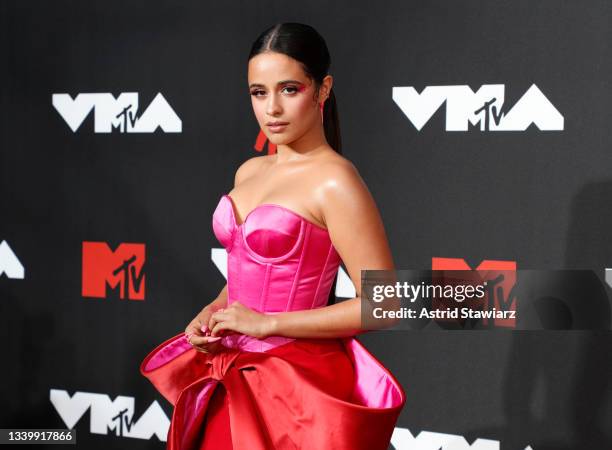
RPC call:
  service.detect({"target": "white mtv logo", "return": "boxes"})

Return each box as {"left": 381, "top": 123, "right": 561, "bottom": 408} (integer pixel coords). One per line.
{"left": 212, "top": 248, "right": 357, "bottom": 298}
{"left": 52, "top": 92, "right": 182, "bottom": 133}
{"left": 50, "top": 389, "right": 169, "bottom": 441}
{"left": 0, "top": 240, "right": 24, "bottom": 279}
{"left": 392, "top": 84, "right": 563, "bottom": 131}
{"left": 391, "top": 427, "right": 534, "bottom": 450}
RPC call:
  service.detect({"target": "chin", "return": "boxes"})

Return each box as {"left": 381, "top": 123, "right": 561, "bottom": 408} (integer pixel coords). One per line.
{"left": 265, "top": 134, "right": 293, "bottom": 145}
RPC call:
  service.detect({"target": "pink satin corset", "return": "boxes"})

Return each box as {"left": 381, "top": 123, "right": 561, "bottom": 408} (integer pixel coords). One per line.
{"left": 211, "top": 194, "right": 342, "bottom": 351}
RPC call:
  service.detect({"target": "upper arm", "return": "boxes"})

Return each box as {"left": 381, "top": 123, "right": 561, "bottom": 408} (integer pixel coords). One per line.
{"left": 319, "top": 161, "right": 395, "bottom": 298}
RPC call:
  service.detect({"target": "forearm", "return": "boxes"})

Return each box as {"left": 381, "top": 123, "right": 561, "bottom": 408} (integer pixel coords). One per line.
{"left": 204, "top": 284, "right": 228, "bottom": 312}
{"left": 268, "top": 297, "right": 366, "bottom": 339}
{"left": 267, "top": 292, "right": 403, "bottom": 339}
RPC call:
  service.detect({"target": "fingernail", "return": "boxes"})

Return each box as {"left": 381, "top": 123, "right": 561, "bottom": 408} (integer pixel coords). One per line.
{"left": 201, "top": 324, "right": 209, "bottom": 333}
{"left": 206, "top": 336, "right": 222, "bottom": 342}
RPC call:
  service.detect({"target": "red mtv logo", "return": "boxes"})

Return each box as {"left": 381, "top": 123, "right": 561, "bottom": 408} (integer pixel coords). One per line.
{"left": 82, "top": 242, "right": 145, "bottom": 300}
{"left": 254, "top": 129, "right": 277, "bottom": 154}
{"left": 432, "top": 257, "right": 517, "bottom": 328}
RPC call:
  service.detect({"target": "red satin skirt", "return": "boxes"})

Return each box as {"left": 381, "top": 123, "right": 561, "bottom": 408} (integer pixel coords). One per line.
{"left": 141, "top": 333, "right": 405, "bottom": 450}
{"left": 199, "top": 382, "right": 232, "bottom": 450}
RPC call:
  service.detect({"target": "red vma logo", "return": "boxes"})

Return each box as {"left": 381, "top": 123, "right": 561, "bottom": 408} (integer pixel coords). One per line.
{"left": 82, "top": 242, "right": 145, "bottom": 300}
{"left": 432, "top": 257, "right": 517, "bottom": 328}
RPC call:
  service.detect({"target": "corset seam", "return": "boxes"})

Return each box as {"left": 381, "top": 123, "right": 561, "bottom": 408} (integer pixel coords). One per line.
{"left": 311, "top": 243, "right": 333, "bottom": 309}
{"left": 236, "top": 230, "right": 242, "bottom": 303}
{"left": 285, "top": 224, "right": 311, "bottom": 311}
{"left": 259, "top": 263, "right": 271, "bottom": 311}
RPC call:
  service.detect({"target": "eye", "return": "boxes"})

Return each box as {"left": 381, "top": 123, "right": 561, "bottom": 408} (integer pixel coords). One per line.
{"left": 249, "top": 86, "right": 300, "bottom": 98}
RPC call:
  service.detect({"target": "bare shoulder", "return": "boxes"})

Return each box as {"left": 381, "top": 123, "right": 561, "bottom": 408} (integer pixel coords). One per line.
{"left": 307, "top": 151, "right": 379, "bottom": 232}
{"left": 315, "top": 153, "right": 369, "bottom": 203}
{"left": 234, "top": 154, "right": 272, "bottom": 187}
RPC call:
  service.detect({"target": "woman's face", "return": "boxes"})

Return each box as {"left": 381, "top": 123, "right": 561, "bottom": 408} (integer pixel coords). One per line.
{"left": 248, "top": 51, "right": 325, "bottom": 146}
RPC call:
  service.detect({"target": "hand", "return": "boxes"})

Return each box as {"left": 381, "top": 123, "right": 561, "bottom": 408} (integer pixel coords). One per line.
{"left": 185, "top": 305, "right": 226, "bottom": 354}
{"left": 208, "top": 301, "right": 276, "bottom": 339}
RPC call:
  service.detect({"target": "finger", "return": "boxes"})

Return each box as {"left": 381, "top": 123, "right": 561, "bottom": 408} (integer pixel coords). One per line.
{"left": 192, "top": 339, "right": 224, "bottom": 354}
{"left": 217, "top": 328, "right": 239, "bottom": 336}
{"left": 210, "top": 321, "right": 233, "bottom": 337}
{"left": 185, "top": 329, "right": 197, "bottom": 341}
{"left": 208, "top": 311, "right": 229, "bottom": 333}
{"left": 186, "top": 327, "right": 204, "bottom": 338}
{"left": 208, "top": 316, "right": 218, "bottom": 335}
{"left": 194, "top": 340, "right": 223, "bottom": 354}
{"left": 211, "top": 310, "right": 231, "bottom": 321}
{"left": 186, "top": 320, "right": 205, "bottom": 336}
{"left": 190, "top": 335, "right": 222, "bottom": 346}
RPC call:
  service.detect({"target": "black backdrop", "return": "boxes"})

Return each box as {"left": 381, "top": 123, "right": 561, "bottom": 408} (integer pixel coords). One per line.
{"left": 2, "top": 1, "right": 612, "bottom": 449}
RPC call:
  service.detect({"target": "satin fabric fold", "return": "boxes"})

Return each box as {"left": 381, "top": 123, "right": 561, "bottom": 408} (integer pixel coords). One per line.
{"left": 141, "top": 333, "right": 405, "bottom": 450}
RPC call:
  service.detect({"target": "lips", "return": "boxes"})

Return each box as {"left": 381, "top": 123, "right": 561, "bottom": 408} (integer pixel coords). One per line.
{"left": 267, "top": 122, "right": 289, "bottom": 132}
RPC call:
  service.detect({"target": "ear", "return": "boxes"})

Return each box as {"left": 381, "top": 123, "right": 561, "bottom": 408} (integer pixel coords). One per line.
{"left": 319, "top": 74, "right": 334, "bottom": 102}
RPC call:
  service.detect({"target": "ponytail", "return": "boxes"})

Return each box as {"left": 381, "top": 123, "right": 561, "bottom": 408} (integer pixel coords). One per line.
{"left": 322, "top": 87, "right": 342, "bottom": 154}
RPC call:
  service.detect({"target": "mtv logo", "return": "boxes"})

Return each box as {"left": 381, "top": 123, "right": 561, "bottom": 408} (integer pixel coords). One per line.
{"left": 432, "top": 257, "right": 517, "bottom": 327}
{"left": 82, "top": 242, "right": 145, "bottom": 300}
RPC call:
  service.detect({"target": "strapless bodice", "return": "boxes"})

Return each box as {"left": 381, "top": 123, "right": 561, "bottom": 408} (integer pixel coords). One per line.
{"left": 140, "top": 194, "right": 406, "bottom": 449}
{"left": 212, "top": 194, "right": 342, "bottom": 313}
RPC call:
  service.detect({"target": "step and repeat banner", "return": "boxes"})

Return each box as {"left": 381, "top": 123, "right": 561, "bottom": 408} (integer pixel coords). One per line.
{"left": 2, "top": 1, "right": 612, "bottom": 449}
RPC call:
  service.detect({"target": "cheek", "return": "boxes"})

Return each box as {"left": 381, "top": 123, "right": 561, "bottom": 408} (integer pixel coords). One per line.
{"left": 251, "top": 100, "right": 266, "bottom": 122}
{"left": 285, "top": 97, "right": 317, "bottom": 125}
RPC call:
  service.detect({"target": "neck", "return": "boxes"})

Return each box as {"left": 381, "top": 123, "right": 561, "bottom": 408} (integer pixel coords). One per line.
{"left": 274, "top": 123, "right": 328, "bottom": 163}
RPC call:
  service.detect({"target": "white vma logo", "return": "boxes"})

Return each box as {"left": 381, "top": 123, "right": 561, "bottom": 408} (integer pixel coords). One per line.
{"left": 392, "top": 84, "right": 563, "bottom": 131}
{"left": 0, "top": 240, "right": 24, "bottom": 279}
{"left": 52, "top": 92, "right": 182, "bottom": 133}
{"left": 50, "top": 389, "right": 170, "bottom": 441}
{"left": 391, "top": 427, "right": 534, "bottom": 450}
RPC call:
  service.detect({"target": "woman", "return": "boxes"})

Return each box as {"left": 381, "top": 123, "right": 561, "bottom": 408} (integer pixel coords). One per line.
{"left": 141, "top": 22, "right": 406, "bottom": 450}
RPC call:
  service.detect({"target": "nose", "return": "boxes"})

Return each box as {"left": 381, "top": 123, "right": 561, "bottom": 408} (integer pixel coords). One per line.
{"left": 266, "top": 91, "right": 282, "bottom": 116}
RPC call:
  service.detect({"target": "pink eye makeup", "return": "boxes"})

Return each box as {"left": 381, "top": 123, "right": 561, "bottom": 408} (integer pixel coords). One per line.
{"left": 249, "top": 83, "right": 307, "bottom": 97}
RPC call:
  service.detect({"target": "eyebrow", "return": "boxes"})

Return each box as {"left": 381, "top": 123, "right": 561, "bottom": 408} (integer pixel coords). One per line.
{"left": 249, "top": 79, "right": 304, "bottom": 89}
